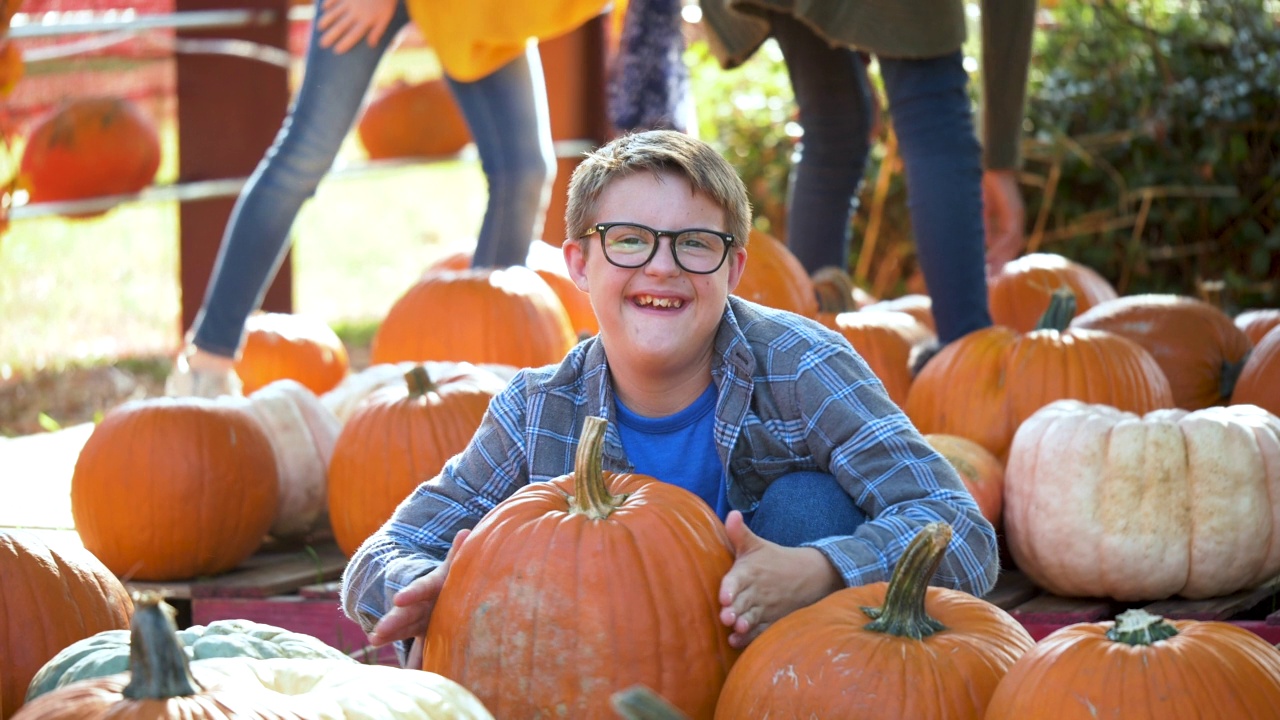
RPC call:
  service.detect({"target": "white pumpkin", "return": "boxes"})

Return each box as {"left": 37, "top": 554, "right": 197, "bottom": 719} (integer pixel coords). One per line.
{"left": 1005, "top": 399, "right": 1280, "bottom": 600}
{"left": 245, "top": 380, "right": 342, "bottom": 538}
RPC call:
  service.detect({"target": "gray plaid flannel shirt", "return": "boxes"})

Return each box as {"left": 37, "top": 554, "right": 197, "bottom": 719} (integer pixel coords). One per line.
{"left": 341, "top": 296, "right": 998, "bottom": 634}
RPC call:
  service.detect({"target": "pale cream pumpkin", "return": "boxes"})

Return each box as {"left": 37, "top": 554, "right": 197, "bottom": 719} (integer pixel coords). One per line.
{"left": 244, "top": 380, "right": 342, "bottom": 539}
{"left": 1004, "top": 399, "right": 1280, "bottom": 600}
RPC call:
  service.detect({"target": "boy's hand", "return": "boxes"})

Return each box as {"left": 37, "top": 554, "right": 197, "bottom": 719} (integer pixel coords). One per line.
{"left": 317, "top": 0, "right": 396, "bottom": 54}
{"left": 717, "top": 511, "right": 842, "bottom": 649}
{"left": 982, "top": 169, "right": 1026, "bottom": 277}
{"left": 367, "top": 529, "right": 470, "bottom": 651}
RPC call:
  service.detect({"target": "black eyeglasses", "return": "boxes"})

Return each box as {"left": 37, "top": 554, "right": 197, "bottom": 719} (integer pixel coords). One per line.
{"left": 580, "top": 222, "right": 736, "bottom": 275}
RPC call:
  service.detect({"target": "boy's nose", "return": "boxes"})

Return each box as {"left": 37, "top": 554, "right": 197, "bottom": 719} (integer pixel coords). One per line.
{"left": 644, "top": 237, "right": 682, "bottom": 276}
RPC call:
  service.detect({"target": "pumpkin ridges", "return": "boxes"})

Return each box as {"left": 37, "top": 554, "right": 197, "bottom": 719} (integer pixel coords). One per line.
{"left": 1231, "top": 326, "right": 1280, "bottom": 416}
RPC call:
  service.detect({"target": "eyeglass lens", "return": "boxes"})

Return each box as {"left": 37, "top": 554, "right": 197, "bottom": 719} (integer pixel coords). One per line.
{"left": 601, "top": 224, "right": 728, "bottom": 273}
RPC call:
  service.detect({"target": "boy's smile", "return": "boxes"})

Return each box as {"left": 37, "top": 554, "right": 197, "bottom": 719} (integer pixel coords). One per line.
{"left": 564, "top": 170, "right": 747, "bottom": 382}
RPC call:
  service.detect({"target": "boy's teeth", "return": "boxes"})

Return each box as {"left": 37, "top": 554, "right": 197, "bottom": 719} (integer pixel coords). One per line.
{"left": 638, "top": 295, "right": 683, "bottom": 308}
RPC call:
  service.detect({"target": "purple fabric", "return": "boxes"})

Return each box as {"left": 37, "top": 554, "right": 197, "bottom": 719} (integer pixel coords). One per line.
{"left": 608, "top": 0, "right": 690, "bottom": 132}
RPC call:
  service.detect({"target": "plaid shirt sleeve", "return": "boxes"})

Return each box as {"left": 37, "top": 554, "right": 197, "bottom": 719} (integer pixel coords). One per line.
{"left": 782, "top": 325, "right": 999, "bottom": 596}
{"left": 340, "top": 371, "right": 535, "bottom": 635}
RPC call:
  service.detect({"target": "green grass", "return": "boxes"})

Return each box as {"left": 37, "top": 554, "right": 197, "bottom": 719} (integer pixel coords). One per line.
{"left": 0, "top": 156, "right": 487, "bottom": 374}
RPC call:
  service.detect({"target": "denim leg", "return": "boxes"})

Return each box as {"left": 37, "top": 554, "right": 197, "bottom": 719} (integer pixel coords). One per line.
{"left": 747, "top": 471, "right": 868, "bottom": 547}
{"left": 771, "top": 13, "right": 872, "bottom": 275}
{"left": 879, "top": 53, "right": 991, "bottom": 344}
{"left": 449, "top": 45, "right": 556, "bottom": 268}
{"left": 190, "top": 1, "right": 410, "bottom": 358}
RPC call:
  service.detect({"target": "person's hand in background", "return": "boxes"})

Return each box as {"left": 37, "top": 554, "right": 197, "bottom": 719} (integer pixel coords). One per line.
{"left": 317, "top": 0, "right": 397, "bottom": 54}
{"left": 982, "top": 169, "right": 1026, "bottom": 276}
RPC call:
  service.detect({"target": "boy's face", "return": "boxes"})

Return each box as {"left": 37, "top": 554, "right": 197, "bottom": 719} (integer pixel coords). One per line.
{"left": 564, "top": 170, "right": 747, "bottom": 375}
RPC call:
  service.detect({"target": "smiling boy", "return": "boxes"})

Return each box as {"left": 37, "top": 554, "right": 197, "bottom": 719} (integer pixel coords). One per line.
{"left": 340, "top": 130, "right": 998, "bottom": 663}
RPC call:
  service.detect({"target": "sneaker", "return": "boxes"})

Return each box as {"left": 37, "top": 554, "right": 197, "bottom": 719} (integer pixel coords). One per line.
{"left": 811, "top": 266, "right": 859, "bottom": 314}
{"left": 165, "top": 352, "right": 243, "bottom": 398}
{"left": 908, "top": 339, "right": 943, "bottom": 378}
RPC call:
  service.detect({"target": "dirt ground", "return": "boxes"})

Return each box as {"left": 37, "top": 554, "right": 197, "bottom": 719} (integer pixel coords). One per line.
{"left": 0, "top": 357, "right": 172, "bottom": 437}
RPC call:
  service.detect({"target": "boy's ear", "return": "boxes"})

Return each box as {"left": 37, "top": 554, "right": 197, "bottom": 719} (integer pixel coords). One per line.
{"left": 563, "top": 238, "right": 589, "bottom": 292}
{"left": 725, "top": 246, "right": 748, "bottom": 293}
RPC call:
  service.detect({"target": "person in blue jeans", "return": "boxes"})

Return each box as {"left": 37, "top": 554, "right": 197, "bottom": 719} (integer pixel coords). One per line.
{"left": 699, "top": 4, "right": 1037, "bottom": 350}
{"left": 166, "top": 0, "right": 555, "bottom": 396}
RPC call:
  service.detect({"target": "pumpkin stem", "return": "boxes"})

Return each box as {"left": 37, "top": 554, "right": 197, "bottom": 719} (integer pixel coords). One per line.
{"left": 570, "top": 416, "right": 627, "bottom": 520}
{"left": 1105, "top": 609, "right": 1180, "bottom": 645}
{"left": 610, "top": 685, "right": 690, "bottom": 720}
{"left": 860, "top": 523, "right": 952, "bottom": 639}
{"left": 405, "top": 365, "right": 438, "bottom": 398}
{"left": 1034, "top": 288, "right": 1078, "bottom": 331}
{"left": 122, "top": 591, "right": 203, "bottom": 699}
{"left": 1219, "top": 349, "right": 1250, "bottom": 401}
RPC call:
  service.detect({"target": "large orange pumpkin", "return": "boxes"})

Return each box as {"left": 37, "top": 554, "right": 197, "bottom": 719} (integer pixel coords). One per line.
{"left": 371, "top": 266, "right": 576, "bottom": 367}
{"left": 0, "top": 531, "right": 133, "bottom": 720}
{"left": 985, "top": 609, "right": 1280, "bottom": 719}
{"left": 422, "top": 417, "right": 738, "bottom": 718}
{"left": 714, "top": 523, "right": 1034, "bottom": 719}
{"left": 234, "top": 312, "right": 350, "bottom": 395}
{"left": 356, "top": 78, "right": 471, "bottom": 160}
{"left": 18, "top": 97, "right": 160, "bottom": 212}
{"left": 1070, "top": 294, "right": 1253, "bottom": 410}
{"left": 1231, "top": 325, "right": 1280, "bottom": 416}
{"left": 731, "top": 230, "right": 818, "bottom": 318}
{"left": 820, "top": 310, "right": 934, "bottom": 406}
{"left": 327, "top": 364, "right": 502, "bottom": 557}
{"left": 904, "top": 290, "right": 1174, "bottom": 459}
{"left": 70, "top": 397, "right": 279, "bottom": 581}
{"left": 987, "top": 253, "right": 1118, "bottom": 332}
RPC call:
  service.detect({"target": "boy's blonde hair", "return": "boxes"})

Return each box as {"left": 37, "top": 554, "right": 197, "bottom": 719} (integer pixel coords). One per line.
{"left": 565, "top": 130, "right": 753, "bottom": 249}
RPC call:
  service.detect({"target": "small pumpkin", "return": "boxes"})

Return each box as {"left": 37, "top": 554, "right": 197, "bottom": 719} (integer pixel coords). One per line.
{"left": 1235, "top": 308, "right": 1280, "bottom": 345}
{"left": 71, "top": 397, "right": 279, "bottom": 581}
{"left": 18, "top": 97, "right": 161, "bottom": 214}
{"left": 328, "top": 364, "right": 504, "bottom": 557}
{"left": 923, "top": 434, "right": 1003, "bottom": 529}
{"left": 1070, "top": 294, "right": 1253, "bottom": 410}
{"left": 357, "top": 78, "right": 471, "bottom": 160}
{"left": 731, "top": 230, "right": 818, "bottom": 318}
{"left": 1005, "top": 399, "right": 1280, "bottom": 600}
{"left": 13, "top": 592, "right": 494, "bottom": 720}
{"left": 714, "top": 523, "right": 1034, "bottom": 719}
{"left": 371, "top": 266, "right": 576, "bottom": 368}
{"left": 985, "top": 609, "right": 1280, "bottom": 719}
{"left": 234, "top": 312, "right": 349, "bottom": 395}
{"left": 26, "top": 617, "right": 353, "bottom": 702}
{"left": 1231, "top": 325, "right": 1280, "bottom": 417}
{"left": 820, "top": 310, "right": 935, "bottom": 406}
{"left": 422, "top": 416, "right": 739, "bottom": 718}
{"left": 988, "top": 253, "right": 1118, "bottom": 332}
{"left": 1, "top": 531, "right": 133, "bottom": 720}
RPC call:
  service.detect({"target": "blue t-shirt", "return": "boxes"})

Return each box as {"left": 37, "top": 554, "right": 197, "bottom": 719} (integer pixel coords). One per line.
{"left": 614, "top": 383, "right": 730, "bottom": 519}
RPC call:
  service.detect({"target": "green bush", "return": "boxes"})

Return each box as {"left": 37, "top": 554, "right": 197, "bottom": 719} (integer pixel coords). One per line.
{"left": 687, "top": 0, "right": 1280, "bottom": 309}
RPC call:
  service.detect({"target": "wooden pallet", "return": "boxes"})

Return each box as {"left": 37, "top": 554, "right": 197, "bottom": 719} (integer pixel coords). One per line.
{"left": 984, "top": 570, "right": 1280, "bottom": 644}
{"left": 124, "top": 537, "right": 397, "bottom": 665}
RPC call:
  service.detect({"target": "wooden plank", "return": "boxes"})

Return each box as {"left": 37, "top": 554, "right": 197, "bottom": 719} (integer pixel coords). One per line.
{"left": 983, "top": 570, "right": 1041, "bottom": 611}
{"left": 300, "top": 581, "right": 343, "bottom": 600}
{"left": 1143, "top": 574, "right": 1280, "bottom": 622}
{"left": 127, "top": 541, "right": 347, "bottom": 600}
{"left": 1007, "top": 593, "right": 1115, "bottom": 626}
{"left": 192, "top": 595, "right": 396, "bottom": 664}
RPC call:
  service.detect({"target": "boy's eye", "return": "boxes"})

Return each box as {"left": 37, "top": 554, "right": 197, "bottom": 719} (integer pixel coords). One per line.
{"left": 677, "top": 234, "right": 715, "bottom": 252}
{"left": 608, "top": 230, "right": 651, "bottom": 248}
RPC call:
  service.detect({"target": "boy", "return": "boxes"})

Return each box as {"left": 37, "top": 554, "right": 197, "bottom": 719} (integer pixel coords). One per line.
{"left": 341, "top": 130, "right": 998, "bottom": 664}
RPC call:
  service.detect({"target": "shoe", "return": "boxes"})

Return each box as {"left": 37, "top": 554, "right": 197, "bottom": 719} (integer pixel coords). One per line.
{"left": 811, "top": 266, "right": 858, "bottom": 314}
{"left": 908, "top": 339, "right": 943, "bottom": 377}
{"left": 165, "top": 352, "right": 243, "bottom": 398}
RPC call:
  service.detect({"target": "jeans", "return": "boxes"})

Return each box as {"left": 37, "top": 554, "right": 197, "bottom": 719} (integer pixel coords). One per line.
{"left": 775, "top": 11, "right": 991, "bottom": 344}
{"left": 747, "top": 471, "right": 868, "bottom": 546}
{"left": 191, "top": 1, "right": 555, "bottom": 357}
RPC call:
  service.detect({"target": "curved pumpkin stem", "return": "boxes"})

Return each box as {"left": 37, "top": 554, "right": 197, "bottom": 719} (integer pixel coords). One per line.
{"left": 1034, "top": 288, "right": 1078, "bottom": 332}
{"left": 610, "top": 685, "right": 690, "bottom": 720}
{"left": 1105, "top": 608, "right": 1180, "bottom": 645}
{"left": 123, "top": 591, "right": 204, "bottom": 699}
{"left": 405, "top": 365, "right": 438, "bottom": 398}
{"left": 570, "top": 416, "right": 627, "bottom": 520}
{"left": 860, "top": 522, "right": 952, "bottom": 640}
